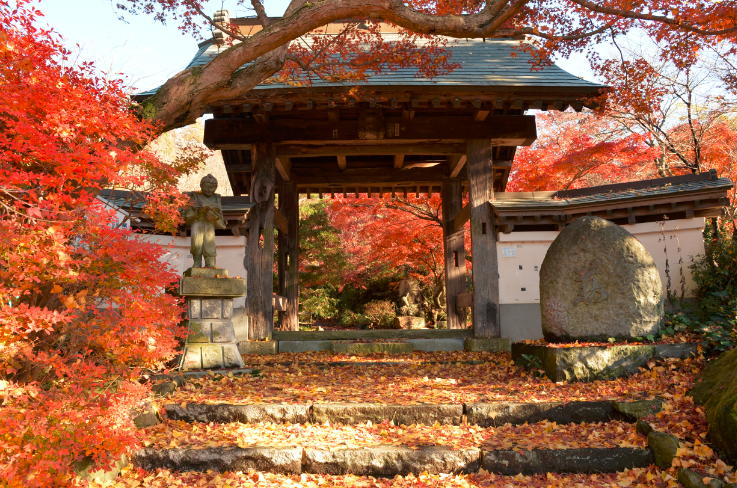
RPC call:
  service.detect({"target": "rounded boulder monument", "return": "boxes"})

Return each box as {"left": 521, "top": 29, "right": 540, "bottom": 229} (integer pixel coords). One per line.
{"left": 540, "top": 216, "right": 663, "bottom": 342}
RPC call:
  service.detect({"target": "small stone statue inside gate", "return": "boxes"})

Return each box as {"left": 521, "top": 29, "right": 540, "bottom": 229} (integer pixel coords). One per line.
{"left": 183, "top": 174, "right": 227, "bottom": 267}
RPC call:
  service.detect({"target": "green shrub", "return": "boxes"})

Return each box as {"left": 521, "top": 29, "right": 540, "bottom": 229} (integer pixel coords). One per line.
{"left": 681, "top": 226, "right": 737, "bottom": 354}
{"left": 363, "top": 300, "right": 397, "bottom": 328}
{"left": 299, "top": 286, "right": 339, "bottom": 322}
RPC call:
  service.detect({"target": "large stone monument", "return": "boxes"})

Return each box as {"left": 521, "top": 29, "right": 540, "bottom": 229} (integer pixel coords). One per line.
{"left": 179, "top": 175, "right": 245, "bottom": 370}
{"left": 540, "top": 216, "right": 663, "bottom": 342}
{"left": 393, "top": 277, "right": 426, "bottom": 329}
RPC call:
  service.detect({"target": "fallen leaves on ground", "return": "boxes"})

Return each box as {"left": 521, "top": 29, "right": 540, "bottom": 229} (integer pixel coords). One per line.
{"left": 520, "top": 331, "right": 700, "bottom": 347}
{"left": 166, "top": 354, "right": 702, "bottom": 405}
{"left": 241, "top": 350, "right": 498, "bottom": 365}
{"left": 90, "top": 465, "right": 724, "bottom": 488}
{"left": 141, "top": 418, "right": 645, "bottom": 451}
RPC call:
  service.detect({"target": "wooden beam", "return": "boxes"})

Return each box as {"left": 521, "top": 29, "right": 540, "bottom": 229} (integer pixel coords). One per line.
{"left": 275, "top": 157, "right": 291, "bottom": 182}
{"left": 277, "top": 144, "right": 467, "bottom": 157}
{"left": 455, "top": 292, "right": 474, "bottom": 311}
{"left": 452, "top": 202, "right": 471, "bottom": 233}
{"left": 467, "top": 139, "right": 500, "bottom": 338}
{"left": 273, "top": 207, "right": 289, "bottom": 235}
{"left": 394, "top": 154, "right": 405, "bottom": 169}
{"left": 337, "top": 155, "right": 347, "bottom": 170}
{"left": 448, "top": 155, "right": 467, "bottom": 179}
{"left": 276, "top": 181, "right": 299, "bottom": 330}
{"left": 442, "top": 180, "right": 468, "bottom": 329}
{"left": 246, "top": 142, "right": 276, "bottom": 340}
{"left": 293, "top": 166, "right": 450, "bottom": 186}
{"left": 204, "top": 116, "right": 537, "bottom": 147}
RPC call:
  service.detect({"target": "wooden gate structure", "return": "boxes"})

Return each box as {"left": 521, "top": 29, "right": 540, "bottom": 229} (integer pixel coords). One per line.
{"left": 139, "top": 18, "right": 607, "bottom": 340}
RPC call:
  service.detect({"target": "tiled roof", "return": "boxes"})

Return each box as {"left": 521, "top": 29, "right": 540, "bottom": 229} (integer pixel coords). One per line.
{"left": 492, "top": 172, "right": 733, "bottom": 212}
{"left": 137, "top": 35, "right": 604, "bottom": 97}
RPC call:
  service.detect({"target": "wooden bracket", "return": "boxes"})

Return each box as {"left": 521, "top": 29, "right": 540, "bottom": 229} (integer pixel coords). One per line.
{"left": 448, "top": 155, "right": 467, "bottom": 179}
{"left": 275, "top": 157, "right": 291, "bottom": 182}
{"left": 274, "top": 207, "right": 289, "bottom": 235}
{"left": 394, "top": 154, "right": 405, "bottom": 169}
{"left": 452, "top": 202, "right": 471, "bottom": 233}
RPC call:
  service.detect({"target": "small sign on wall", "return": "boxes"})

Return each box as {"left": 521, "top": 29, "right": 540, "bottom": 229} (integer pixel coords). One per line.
{"left": 502, "top": 247, "right": 517, "bottom": 257}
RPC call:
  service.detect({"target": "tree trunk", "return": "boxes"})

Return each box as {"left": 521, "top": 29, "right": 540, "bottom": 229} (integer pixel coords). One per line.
{"left": 466, "top": 139, "right": 500, "bottom": 338}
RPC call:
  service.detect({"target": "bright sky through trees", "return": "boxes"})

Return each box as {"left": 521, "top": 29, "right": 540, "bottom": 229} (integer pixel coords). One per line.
{"left": 39, "top": 0, "right": 595, "bottom": 93}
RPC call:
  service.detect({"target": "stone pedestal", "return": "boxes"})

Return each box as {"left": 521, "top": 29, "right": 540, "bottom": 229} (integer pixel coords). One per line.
{"left": 179, "top": 268, "right": 246, "bottom": 370}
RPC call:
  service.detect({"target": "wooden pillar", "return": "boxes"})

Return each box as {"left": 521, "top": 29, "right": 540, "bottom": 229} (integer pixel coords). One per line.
{"left": 246, "top": 142, "right": 276, "bottom": 340}
{"left": 441, "top": 179, "right": 467, "bottom": 329}
{"left": 466, "top": 139, "right": 501, "bottom": 338}
{"left": 277, "top": 182, "right": 299, "bottom": 331}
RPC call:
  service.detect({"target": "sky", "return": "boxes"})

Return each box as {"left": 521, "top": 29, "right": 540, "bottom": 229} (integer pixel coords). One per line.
{"left": 37, "top": 0, "right": 597, "bottom": 94}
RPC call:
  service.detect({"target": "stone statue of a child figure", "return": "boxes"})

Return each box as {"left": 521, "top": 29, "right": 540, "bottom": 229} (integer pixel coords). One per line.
{"left": 184, "top": 174, "right": 227, "bottom": 267}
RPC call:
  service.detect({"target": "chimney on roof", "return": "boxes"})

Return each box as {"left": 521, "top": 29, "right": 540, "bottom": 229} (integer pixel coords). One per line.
{"left": 212, "top": 10, "right": 231, "bottom": 45}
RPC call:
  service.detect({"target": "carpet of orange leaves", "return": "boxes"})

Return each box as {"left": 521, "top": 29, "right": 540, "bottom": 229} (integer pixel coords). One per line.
{"left": 88, "top": 354, "right": 737, "bottom": 487}
{"left": 167, "top": 353, "right": 698, "bottom": 405}
{"left": 240, "top": 350, "right": 498, "bottom": 365}
{"left": 142, "top": 418, "right": 645, "bottom": 451}
{"left": 94, "top": 466, "right": 734, "bottom": 487}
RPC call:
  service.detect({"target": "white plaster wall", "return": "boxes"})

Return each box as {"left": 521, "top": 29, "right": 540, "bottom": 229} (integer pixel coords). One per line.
{"left": 139, "top": 234, "right": 248, "bottom": 309}
{"left": 496, "top": 218, "right": 706, "bottom": 305}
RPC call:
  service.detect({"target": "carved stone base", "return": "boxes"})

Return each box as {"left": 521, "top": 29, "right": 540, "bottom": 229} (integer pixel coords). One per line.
{"left": 179, "top": 279, "right": 245, "bottom": 370}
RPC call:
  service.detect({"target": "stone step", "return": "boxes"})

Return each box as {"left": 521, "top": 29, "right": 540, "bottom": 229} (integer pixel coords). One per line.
{"left": 272, "top": 329, "right": 474, "bottom": 341}
{"left": 163, "top": 400, "right": 655, "bottom": 426}
{"left": 132, "top": 446, "right": 654, "bottom": 476}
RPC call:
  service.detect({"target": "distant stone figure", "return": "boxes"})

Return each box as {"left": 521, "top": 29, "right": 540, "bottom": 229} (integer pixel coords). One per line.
{"left": 432, "top": 274, "right": 446, "bottom": 310}
{"left": 183, "top": 174, "right": 227, "bottom": 268}
{"left": 398, "top": 277, "right": 422, "bottom": 317}
{"left": 540, "top": 216, "right": 663, "bottom": 342}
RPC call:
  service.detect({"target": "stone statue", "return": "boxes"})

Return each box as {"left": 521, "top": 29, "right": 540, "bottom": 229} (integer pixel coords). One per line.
{"left": 432, "top": 274, "right": 446, "bottom": 310}
{"left": 183, "top": 174, "right": 227, "bottom": 268}
{"left": 398, "top": 277, "right": 422, "bottom": 317}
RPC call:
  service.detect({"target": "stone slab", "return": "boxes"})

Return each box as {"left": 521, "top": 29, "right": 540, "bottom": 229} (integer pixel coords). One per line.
{"left": 184, "top": 267, "right": 229, "bottom": 278}
{"left": 277, "top": 340, "right": 334, "bottom": 353}
{"left": 465, "top": 338, "right": 512, "bottom": 352}
{"left": 273, "top": 329, "right": 473, "bottom": 341}
{"left": 164, "top": 403, "right": 311, "bottom": 424}
{"left": 332, "top": 342, "right": 414, "bottom": 355}
{"left": 481, "top": 447, "right": 654, "bottom": 475}
{"left": 511, "top": 342, "right": 699, "bottom": 382}
{"left": 303, "top": 446, "right": 480, "bottom": 476}
{"left": 132, "top": 447, "right": 301, "bottom": 474}
{"left": 239, "top": 341, "right": 277, "bottom": 355}
{"left": 182, "top": 344, "right": 244, "bottom": 370}
{"left": 465, "top": 401, "right": 622, "bottom": 427}
{"left": 393, "top": 316, "right": 426, "bottom": 330}
{"left": 212, "top": 321, "right": 235, "bottom": 343}
{"left": 407, "top": 338, "right": 465, "bottom": 352}
{"left": 312, "top": 404, "right": 463, "bottom": 426}
{"left": 180, "top": 277, "right": 246, "bottom": 298}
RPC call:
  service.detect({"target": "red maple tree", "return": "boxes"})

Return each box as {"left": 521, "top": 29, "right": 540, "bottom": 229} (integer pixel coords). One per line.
{"left": 0, "top": 2, "right": 201, "bottom": 485}
{"left": 508, "top": 111, "right": 659, "bottom": 192}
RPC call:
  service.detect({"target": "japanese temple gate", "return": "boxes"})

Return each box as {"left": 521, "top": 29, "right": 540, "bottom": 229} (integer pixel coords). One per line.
{"left": 165, "top": 19, "right": 608, "bottom": 340}
{"left": 140, "top": 17, "right": 726, "bottom": 341}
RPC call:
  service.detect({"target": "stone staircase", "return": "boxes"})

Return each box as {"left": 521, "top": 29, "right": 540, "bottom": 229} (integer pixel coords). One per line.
{"left": 127, "top": 354, "right": 711, "bottom": 484}
{"left": 134, "top": 399, "right": 659, "bottom": 477}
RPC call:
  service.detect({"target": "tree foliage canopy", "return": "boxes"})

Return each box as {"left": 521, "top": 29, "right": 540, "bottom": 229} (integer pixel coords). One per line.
{"left": 0, "top": 2, "right": 202, "bottom": 485}
{"left": 113, "top": 0, "right": 737, "bottom": 131}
